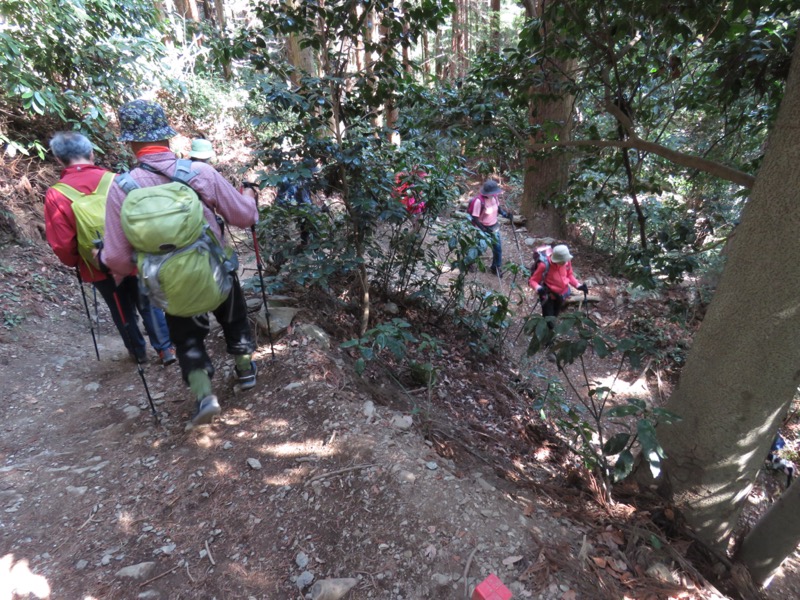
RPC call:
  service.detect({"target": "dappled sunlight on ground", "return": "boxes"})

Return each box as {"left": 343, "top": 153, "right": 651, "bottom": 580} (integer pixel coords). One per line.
{"left": 591, "top": 373, "right": 651, "bottom": 403}
{"left": 0, "top": 554, "right": 50, "bottom": 600}
{"left": 260, "top": 439, "right": 336, "bottom": 459}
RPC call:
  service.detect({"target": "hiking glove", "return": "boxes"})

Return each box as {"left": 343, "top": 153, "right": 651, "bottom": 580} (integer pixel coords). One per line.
{"left": 577, "top": 283, "right": 588, "bottom": 293}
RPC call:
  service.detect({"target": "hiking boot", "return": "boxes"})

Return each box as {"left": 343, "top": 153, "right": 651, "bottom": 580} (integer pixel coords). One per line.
{"left": 192, "top": 395, "right": 221, "bottom": 426}
{"left": 236, "top": 361, "right": 258, "bottom": 390}
{"left": 159, "top": 347, "right": 177, "bottom": 366}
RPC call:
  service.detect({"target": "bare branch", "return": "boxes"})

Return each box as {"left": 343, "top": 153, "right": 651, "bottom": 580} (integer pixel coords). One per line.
{"left": 530, "top": 137, "right": 756, "bottom": 189}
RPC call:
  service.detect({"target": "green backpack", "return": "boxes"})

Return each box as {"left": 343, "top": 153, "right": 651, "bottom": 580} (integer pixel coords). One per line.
{"left": 51, "top": 171, "right": 116, "bottom": 277}
{"left": 117, "top": 160, "right": 237, "bottom": 317}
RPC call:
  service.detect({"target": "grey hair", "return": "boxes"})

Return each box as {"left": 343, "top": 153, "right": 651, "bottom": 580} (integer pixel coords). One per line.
{"left": 49, "top": 131, "right": 93, "bottom": 164}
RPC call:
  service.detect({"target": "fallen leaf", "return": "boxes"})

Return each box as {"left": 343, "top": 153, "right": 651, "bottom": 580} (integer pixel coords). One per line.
{"left": 607, "top": 557, "right": 628, "bottom": 573}
{"left": 423, "top": 544, "right": 436, "bottom": 560}
{"left": 502, "top": 555, "right": 523, "bottom": 566}
{"left": 592, "top": 556, "right": 607, "bottom": 568}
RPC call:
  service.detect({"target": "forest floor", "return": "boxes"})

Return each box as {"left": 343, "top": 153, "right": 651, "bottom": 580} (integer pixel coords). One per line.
{"left": 1, "top": 153, "right": 799, "bottom": 600}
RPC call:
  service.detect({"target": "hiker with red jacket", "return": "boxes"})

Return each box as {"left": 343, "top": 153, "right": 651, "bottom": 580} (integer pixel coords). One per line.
{"left": 393, "top": 169, "right": 427, "bottom": 216}
{"left": 469, "top": 179, "right": 511, "bottom": 277}
{"left": 528, "top": 244, "right": 588, "bottom": 325}
{"left": 98, "top": 100, "right": 259, "bottom": 426}
{"left": 44, "top": 131, "right": 176, "bottom": 366}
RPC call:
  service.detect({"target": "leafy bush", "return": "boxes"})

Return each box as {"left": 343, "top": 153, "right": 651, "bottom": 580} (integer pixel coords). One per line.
{"left": 0, "top": 0, "right": 167, "bottom": 148}
{"left": 525, "top": 310, "right": 680, "bottom": 497}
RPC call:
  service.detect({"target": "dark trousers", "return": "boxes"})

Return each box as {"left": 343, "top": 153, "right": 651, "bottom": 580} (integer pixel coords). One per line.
{"left": 165, "top": 277, "right": 255, "bottom": 384}
{"left": 93, "top": 276, "right": 172, "bottom": 355}
{"left": 541, "top": 292, "right": 566, "bottom": 329}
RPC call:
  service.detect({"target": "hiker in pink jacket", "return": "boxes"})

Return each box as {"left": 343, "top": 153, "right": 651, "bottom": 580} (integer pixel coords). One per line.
{"left": 98, "top": 99, "right": 259, "bottom": 426}
{"left": 528, "top": 244, "right": 588, "bottom": 325}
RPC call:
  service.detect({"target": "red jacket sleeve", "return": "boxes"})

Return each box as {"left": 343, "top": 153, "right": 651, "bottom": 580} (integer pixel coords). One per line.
{"left": 565, "top": 263, "right": 579, "bottom": 288}
{"left": 44, "top": 188, "right": 79, "bottom": 268}
{"left": 528, "top": 262, "right": 546, "bottom": 289}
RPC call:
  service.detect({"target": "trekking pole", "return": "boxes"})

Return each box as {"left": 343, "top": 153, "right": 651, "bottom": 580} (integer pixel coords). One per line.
{"left": 75, "top": 267, "right": 100, "bottom": 361}
{"left": 92, "top": 285, "right": 100, "bottom": 334}
{"left": 111, "top": 290, "right": 159, "bottom": 423}
{"left": 507, "top": 211, "right": 521, "bottom": 253}
{"left": 251, "top": 224, "right": 276, "bottom": 361}
{"left": 514, "top": 294, "right": 541, "bottom": 344}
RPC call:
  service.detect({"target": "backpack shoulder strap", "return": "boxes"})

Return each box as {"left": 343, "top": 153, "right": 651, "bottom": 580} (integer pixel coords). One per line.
{"left": 51, "top": 182, "right": 82, "bottom": 202}
{"left": 173, "top": 159, "right": 199, "bottom": 184}
{"left": 94, "top": 171, "right": 116, "bottom": 198}
{"left": 116, "top": 172, "right": 140, "bottom": 195}
{"left": 52, "top": 171, "right": 117, "bottom": 202}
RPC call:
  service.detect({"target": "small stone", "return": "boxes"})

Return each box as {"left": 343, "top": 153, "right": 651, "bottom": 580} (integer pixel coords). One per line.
{"left": 66, "top": 486, "right": 88, "bottom": 496}
{"left": 425, "top": 461, "right": 438, "bottom": 471}
{"left": 222, "top": 442, "right": 233, "bottom": 450}
{"left": 363, "top": 401, "right": 375, "bottom": 422}
{"left": 75, "top": 560, "right": 88, "bottom": 570}
{"left": 384, "top": 302, "right": 399, "bottom": 315}
{"left": 295, "top": 323, "right": 331, "bottom": 349}
{"left": 115, "top": 561, "right": 156, "bottom": 580}
{"left": 431, "top": 573, "right": 451, "bottom": 586}
{"left": 158, "top": 543, "right": 176, "bottom": 555}
{"left": 310, "top": 578, "right": 358, "bottom": 600}
{"left": 122, "top": 405, "right": 141, "bottom": 420}
{"left": 246, "top": 458, "right": 262, "bottom": 470}
{"left": 391, "top": 415, "right": 413, "bottom": 431}
{"left": 646, "top": 562, "right": 678, "bottom": 584}
{"left": 395, "top": 470, "right": 416, "bottom": 484}
{"left": 296, "top": 570, "right": 315, "bottom": 590}
{"left": 84, "top": 382, "right": 100, "bottom": 392}
{"left": 295, "top": 552, "right": 309, "bottom": 569}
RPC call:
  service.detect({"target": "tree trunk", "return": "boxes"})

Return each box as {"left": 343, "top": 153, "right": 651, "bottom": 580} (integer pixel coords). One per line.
{"left": 285, "top": 0, "right": 317, "bottom": 86}
{"left": 655, "top": 27, "right": 800, "bottom": 554}
{"left": 450, "top": 0, "right": 462, "bottom": 79}
{"left": 435, "top": 28, "right": 443, "bottom": 79}
{"left": 521, "top": 88, "right": 573, "bottom": 234}
{"left": 519, "top": 0, "right": 574, "bottom": 235}
{"left": 422, "top": 29, "right": 429, "bottom": 77}
{"left": 490, "top": 0, "right": 501, "bottom": 53}
{"left": 174, "top": 0, "right": 199, "bottom": 20}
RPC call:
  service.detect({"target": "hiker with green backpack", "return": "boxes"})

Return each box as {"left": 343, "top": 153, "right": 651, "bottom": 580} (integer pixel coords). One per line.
{"left": 98, "top": 100, "right": 260, "bottom": 427}
{"left": 44, "top": 131, "right": 177, "bottom": 366}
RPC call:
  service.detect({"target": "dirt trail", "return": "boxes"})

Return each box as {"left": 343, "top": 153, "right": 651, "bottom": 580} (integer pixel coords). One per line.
{"left": 0, "top": 237, "right": 601, "bottom": 600}
{"left": 3, "top": 212, "right": 799, "bottom": 600}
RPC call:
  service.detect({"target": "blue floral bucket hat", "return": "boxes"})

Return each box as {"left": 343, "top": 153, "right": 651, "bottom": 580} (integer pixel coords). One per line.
{"left": 118, "top": 99, "right": 178, "bottom": 142}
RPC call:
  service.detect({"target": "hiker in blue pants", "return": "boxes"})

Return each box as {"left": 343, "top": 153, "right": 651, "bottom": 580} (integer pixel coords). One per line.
{"left": 44, "top": 131, "right": 176, "bottom": 366}
{"left": 468, "top": 179, "right": 511, "bottom": 278}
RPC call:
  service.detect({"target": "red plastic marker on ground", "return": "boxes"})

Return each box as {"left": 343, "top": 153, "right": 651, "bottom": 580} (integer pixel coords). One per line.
{"left": 472, "top": 573, "right": 512, "bottom": 600}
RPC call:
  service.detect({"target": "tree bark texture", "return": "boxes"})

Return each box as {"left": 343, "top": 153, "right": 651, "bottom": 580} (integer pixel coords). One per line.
{"left": 519, "top": 0, "right": 574, "bottom": 234}
{"left": 521, "top": 89, "right": 573, "bottom": 229}
{"left": 657, "top": 28, "right": 800, "bottom": 553}
{"left": 490, "top": 0, "right": 501, "bottom": 53}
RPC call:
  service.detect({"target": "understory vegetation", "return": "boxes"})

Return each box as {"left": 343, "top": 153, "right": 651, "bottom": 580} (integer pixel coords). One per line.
{"left": 2, "top": 0, "right": 800, "bottom": 594}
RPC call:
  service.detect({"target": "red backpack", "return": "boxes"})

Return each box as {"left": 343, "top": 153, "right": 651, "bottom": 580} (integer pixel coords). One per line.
{"left": 467, "top": 195, "right": 483, "bottom": 217}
